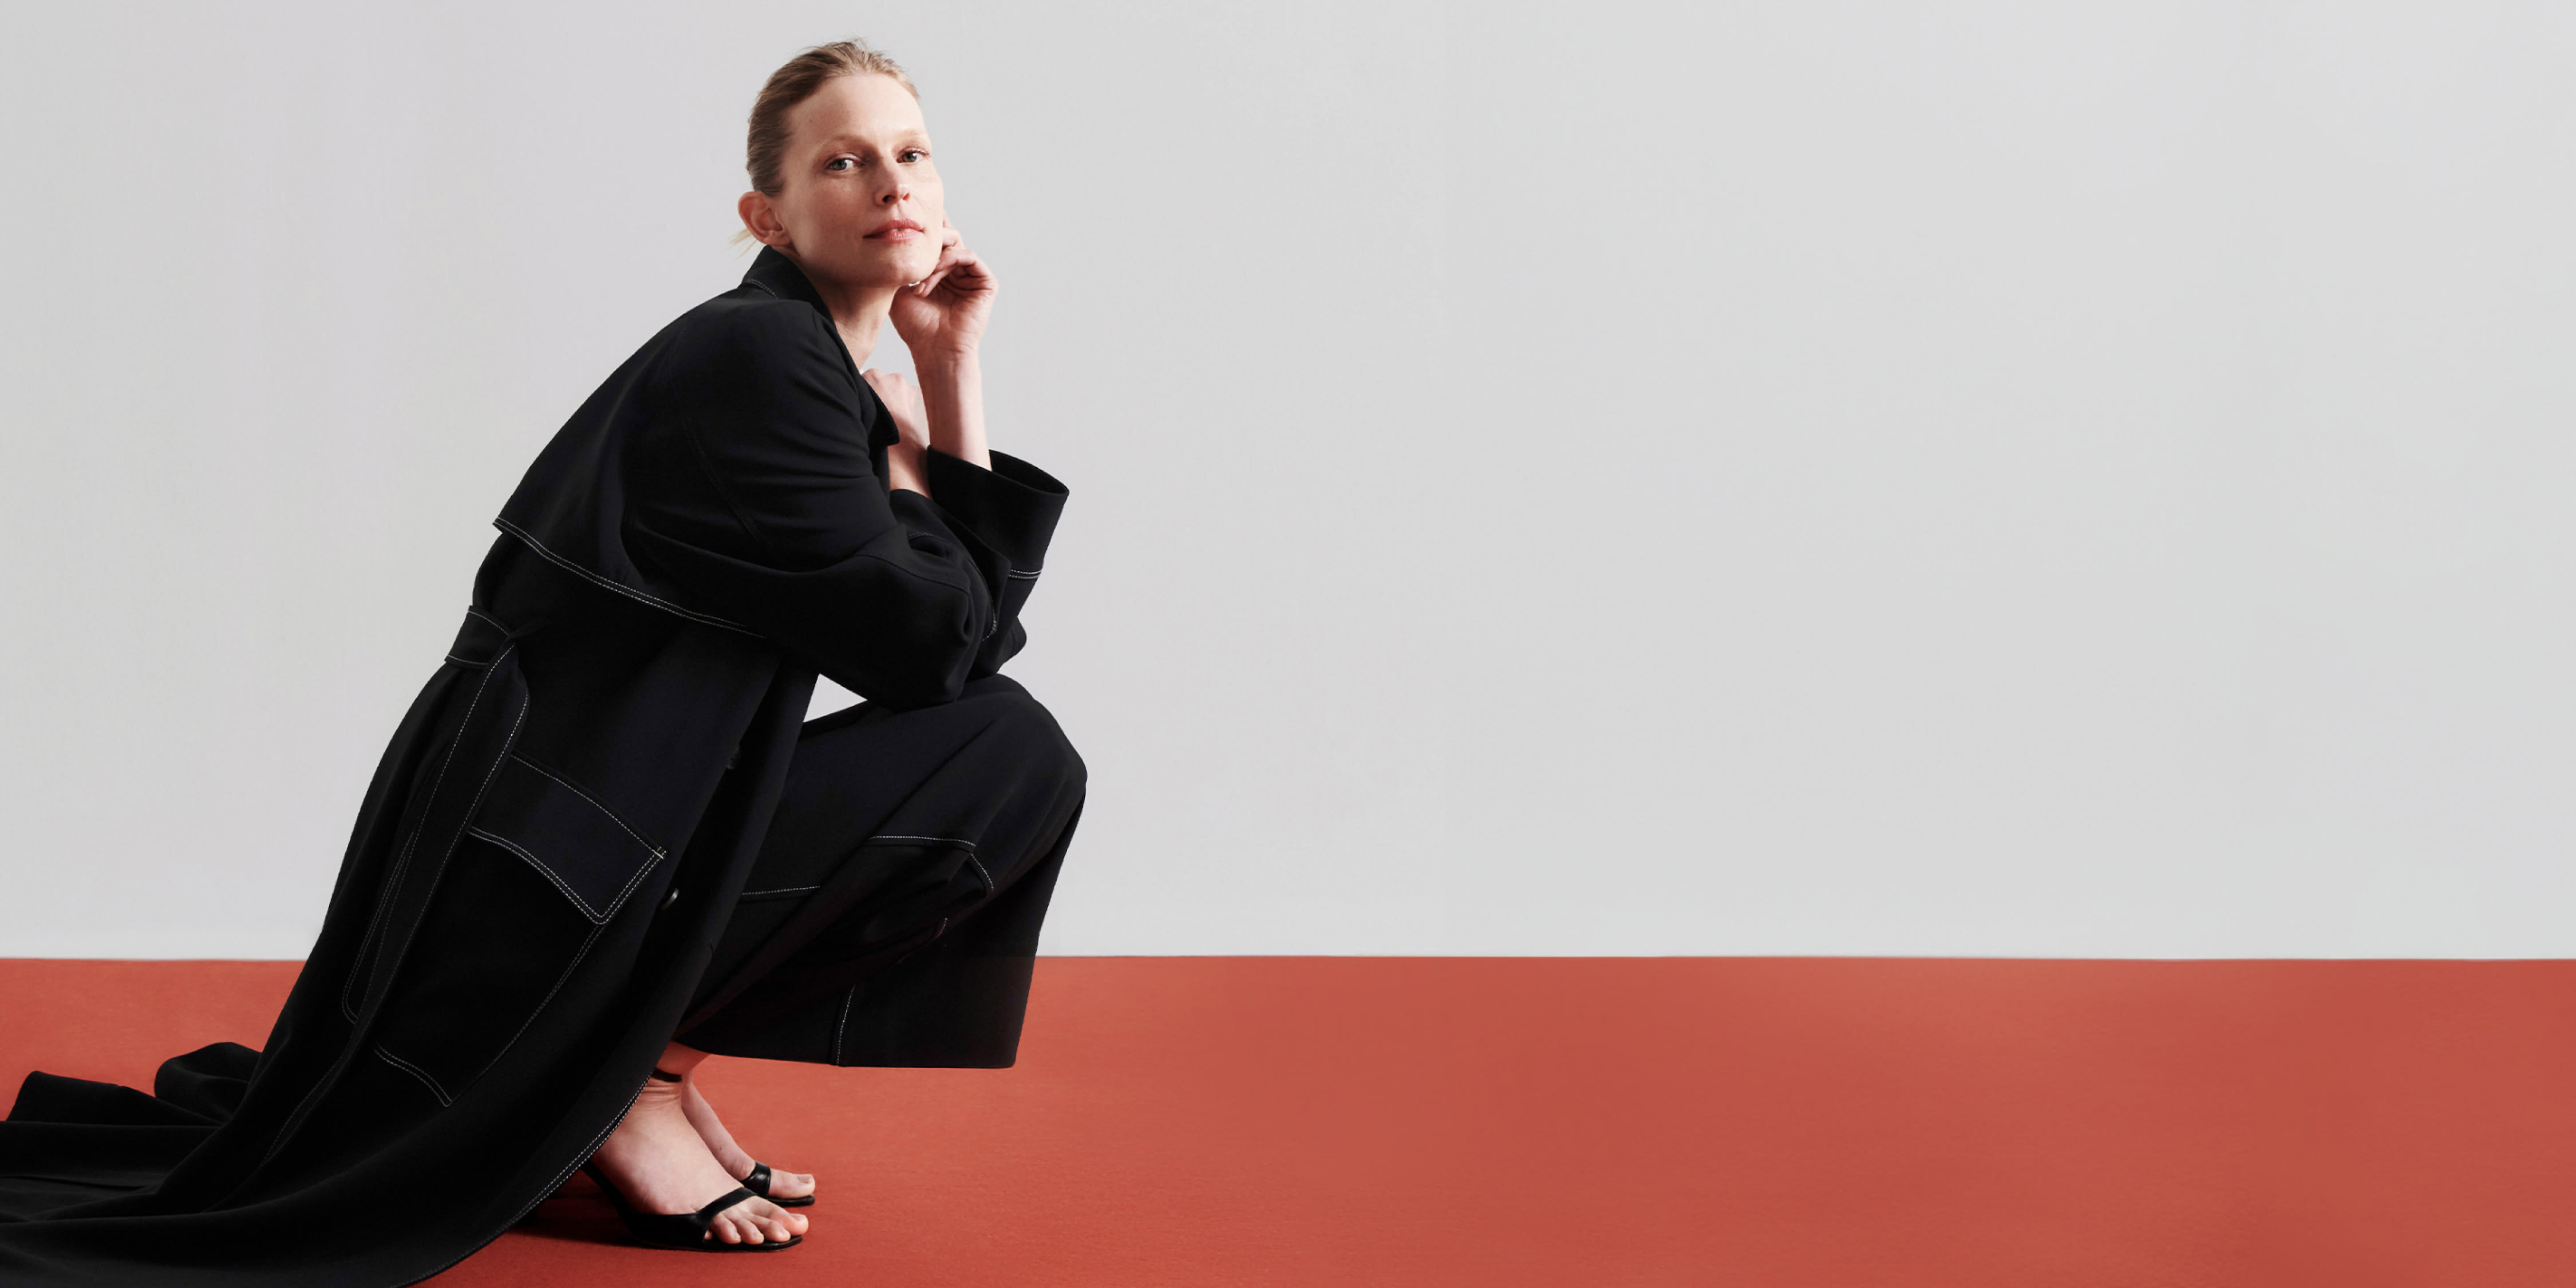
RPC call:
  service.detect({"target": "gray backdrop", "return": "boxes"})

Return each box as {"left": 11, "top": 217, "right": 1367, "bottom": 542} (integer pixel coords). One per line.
{"left": 5, "top": 1, "right": 2573, "bottom": 958}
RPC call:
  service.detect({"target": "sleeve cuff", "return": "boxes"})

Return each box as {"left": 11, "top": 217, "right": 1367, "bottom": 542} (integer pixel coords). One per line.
{"left": 922, "top": 447, "right": 1069, "bottom": 571}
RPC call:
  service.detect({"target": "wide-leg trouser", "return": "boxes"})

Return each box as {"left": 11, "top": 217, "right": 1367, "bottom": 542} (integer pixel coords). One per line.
{"left": 673, "top": 672, "right": 1086, "bottom": 1068}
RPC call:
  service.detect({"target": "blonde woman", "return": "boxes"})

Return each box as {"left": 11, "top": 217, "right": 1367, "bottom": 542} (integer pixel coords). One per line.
{"left": 0, "top": 40, "right": 1084, "bottom": 1278}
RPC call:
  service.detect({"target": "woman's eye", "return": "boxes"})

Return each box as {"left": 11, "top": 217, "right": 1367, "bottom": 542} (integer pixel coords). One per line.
{"left": 826, "top": 157, "right": 855, "bottom": 172}
{"left": 900, "top": 149, "right": 926, "bottom": 163}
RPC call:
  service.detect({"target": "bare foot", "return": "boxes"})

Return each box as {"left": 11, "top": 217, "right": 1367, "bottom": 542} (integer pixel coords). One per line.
{"left": 590, "top": 1072, "right": 809, "bottom": 1246}
{"left": 681, "top": 1072, "right": 817, "bottom": 1203}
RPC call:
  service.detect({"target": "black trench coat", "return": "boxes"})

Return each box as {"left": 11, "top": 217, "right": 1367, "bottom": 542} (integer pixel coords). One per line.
{"left": 0, "top": 247, "right": 1070, "bottom": 1286}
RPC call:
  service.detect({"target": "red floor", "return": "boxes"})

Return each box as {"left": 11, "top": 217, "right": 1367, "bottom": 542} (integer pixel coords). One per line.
{"left": 6, "top": 957, "right": 2576, "bottom": 1285}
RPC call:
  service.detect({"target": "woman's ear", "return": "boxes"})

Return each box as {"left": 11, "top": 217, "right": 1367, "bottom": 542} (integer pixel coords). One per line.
{"left": 737, "top": 191, "right": 791, "bottom": 248}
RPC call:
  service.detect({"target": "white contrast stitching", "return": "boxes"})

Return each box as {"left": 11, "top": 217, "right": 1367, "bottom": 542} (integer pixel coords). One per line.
{"left": 964, "top": 855, "right": 995, "bottom": 894}
{"left": 599, "top": 847, "right": 666, "bottom": 927}
{"left": 255, "top": 655, "right": 520, "bottom": 1188}
{"left": 404, "top": 647, "right": 516, "bottom": 868}
{"left": 444, "top": 701, "right": 531, "bottom": 893}
{"left": 374, "top": 1044, "right": 455, "bottom": 1107}
{"left": 739, "top": 884, "right": 821, "bottom": 899}
{"left": 433, "top": 1074, "right": 647, "bottom": 1286}
{"left": 467, "top": 826, "right": 607, "bottom": 923}
{"left": 508, "top": 755, "right": 666, "bottom": 856}
{"left": 1006, "top": 568, "right": 1042, "bottom": 579}
{"left": 467, "top": 824, "right": 665, "bottom": 926}
{"left": 463, "top": 607, "right": 507, "bottom": 630}
{"left": 344, "top": 641, "right": 519, "bottom": 1020}
{"left": 347, "top": 694, "right": 533, "bottom": 1033}
{"left": 833, "top": 986, "right": 856, "bottom": 1065}
{"left": 464, "top": 920, "right": 610, "bottom": 1092}
{"left": 444, "top": 654, "right": 489, "bottom": 667}
{"left": 493, "top": 519, "right": 758, "bottom": 634}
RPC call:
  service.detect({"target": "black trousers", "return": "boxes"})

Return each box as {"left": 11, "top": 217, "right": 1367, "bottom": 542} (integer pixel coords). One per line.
{"left": 673, "top": 672, "right": 1085, "bottom": 1068}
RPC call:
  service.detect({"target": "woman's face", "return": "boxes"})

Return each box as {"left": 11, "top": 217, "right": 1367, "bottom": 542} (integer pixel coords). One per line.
{"left": 750, "top": 73, "right": 946, "bottom": 290}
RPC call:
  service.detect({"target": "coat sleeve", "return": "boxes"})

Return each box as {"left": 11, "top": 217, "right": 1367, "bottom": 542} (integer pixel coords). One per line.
{"left": 924, "top": 445, "right": 1069, "bottom": 679}
{"left": 622, "top": 301, "right": 1055, "bottom": 709}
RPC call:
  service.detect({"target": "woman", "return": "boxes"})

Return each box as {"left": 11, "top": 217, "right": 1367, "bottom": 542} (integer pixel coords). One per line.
{"left": 0, "top": 39, "right": 1083, "bottom": 1281}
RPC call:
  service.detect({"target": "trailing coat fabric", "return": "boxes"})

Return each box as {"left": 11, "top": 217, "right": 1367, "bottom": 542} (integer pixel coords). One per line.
{"left": 0, "top": 247, "right": 1071, "bottom": 1286}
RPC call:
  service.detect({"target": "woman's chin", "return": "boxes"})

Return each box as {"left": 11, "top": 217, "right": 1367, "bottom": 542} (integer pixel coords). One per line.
{"left": 844, "top": 242, "right": 939, "bottom": 289}
{"left": 795, "top": 243, "right": 934, "bottom": 294}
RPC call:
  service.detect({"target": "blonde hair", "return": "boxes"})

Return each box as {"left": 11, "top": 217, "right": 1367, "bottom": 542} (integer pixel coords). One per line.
{"left": 732, "top": 40, "right": 919, "bottom": 247}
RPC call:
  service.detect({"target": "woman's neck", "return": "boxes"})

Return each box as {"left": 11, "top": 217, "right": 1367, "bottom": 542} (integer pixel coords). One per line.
{"left": 784, "top": 251, "right": 899, "bottom": 361}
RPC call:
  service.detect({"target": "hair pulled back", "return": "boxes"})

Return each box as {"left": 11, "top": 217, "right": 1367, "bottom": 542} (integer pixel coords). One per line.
{"left": 745, "top": 39, "right": 918, "bottom": 196}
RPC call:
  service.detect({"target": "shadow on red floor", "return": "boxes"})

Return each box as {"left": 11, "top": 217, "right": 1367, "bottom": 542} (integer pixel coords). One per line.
{"left": 5, "top": 957, "right": 2575, "bottom": 1285}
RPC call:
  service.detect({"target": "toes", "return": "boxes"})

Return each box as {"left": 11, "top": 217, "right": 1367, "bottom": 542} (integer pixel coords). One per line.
{"left": 755, "top": 1202, "right": 803, "bottom": 1242}
{"left": 730, "top": 1199, "right": 795, "bottom": 1244}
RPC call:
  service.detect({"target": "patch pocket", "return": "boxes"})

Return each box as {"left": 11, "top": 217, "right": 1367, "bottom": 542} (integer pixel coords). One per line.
{"left": 823, "top": 836, "right": 995, "bottom": 957}
{"left": 465, "top": 755, "right": 667, "bottom": 924}
{"left": 370, "top": 757, "right": 665, "bottom": 1105}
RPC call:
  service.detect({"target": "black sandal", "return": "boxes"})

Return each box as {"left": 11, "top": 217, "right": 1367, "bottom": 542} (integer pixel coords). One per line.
{"left": 650, "top": 1065, "right": 819, "bottom": 1210}
{"left": 741, "top": 1160, "right": 816, "bottom": 1208}
{"left": 582, "top": 1163, "right": 803, "bottom": 1252}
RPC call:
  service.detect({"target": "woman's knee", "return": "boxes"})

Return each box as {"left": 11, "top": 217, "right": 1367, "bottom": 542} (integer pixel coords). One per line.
{"left": 969, "top": 682, "right": 1084, "bottom": 794}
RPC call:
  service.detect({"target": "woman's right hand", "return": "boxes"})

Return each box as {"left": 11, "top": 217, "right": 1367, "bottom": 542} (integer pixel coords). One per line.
{"left": 862, "top": 368, "right": 933, "bottom": 495}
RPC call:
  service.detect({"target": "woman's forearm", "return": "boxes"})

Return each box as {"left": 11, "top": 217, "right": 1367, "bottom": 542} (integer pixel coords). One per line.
{"left": 914, "top": 351, "right": 992, "bottom": 471}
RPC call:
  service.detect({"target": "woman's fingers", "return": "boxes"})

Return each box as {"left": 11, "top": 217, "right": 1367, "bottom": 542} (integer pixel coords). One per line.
{"left": 917, "top": 245, "right": 987, "bottom": 298}
{"left": 911, "top": 225, "right": 973, "bottom": 294}
{"left": 914, "top": 254, "right": 951, "bottom": 295}
{"left": 910, "top": 227, "right": 965, "bottom": 295}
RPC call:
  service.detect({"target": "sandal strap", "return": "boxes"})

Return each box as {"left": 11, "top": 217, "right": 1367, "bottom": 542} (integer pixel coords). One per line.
{"left": 647, "top": 1066, "right": 686, "bottom": 1083}
{"left": 692, "top": 1186, "right": 759, "bottom": 1223}
{"left": 741, "top": 1162, "right": 773, "bottom": 1194}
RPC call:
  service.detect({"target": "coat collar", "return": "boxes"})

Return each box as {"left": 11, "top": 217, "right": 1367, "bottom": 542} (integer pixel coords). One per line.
{"left": 738, "top": 245, "right": 901, "bottom": 459}
{"left": 741, "top": 244, "right": 831, "bottom": 313}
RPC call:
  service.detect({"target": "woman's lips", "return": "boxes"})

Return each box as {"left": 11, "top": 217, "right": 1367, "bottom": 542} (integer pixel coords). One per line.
{"left": 865, "top": 220, "right": 926, "bottom": 241}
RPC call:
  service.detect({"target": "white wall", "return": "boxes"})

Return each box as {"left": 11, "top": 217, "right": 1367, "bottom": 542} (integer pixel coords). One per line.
{"left": 3, "top": 1, "right": 2573, "bottom": 959}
